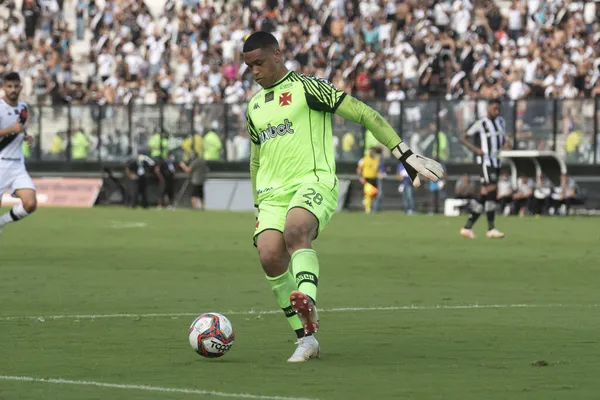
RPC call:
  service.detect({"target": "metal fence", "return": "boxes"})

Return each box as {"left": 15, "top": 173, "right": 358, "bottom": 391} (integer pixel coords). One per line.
{"left": 22, "top": 98, "right": 600, "bottom": 165}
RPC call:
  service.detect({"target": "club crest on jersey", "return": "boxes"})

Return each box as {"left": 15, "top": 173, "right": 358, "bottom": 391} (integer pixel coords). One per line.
{"left": 19, "top": 107, "right": 28, "bottom": 123}
{"left": 258, "top": 119, "right": 294, "bottom": 144}
{"left": 265, "top": 92, "right": 274, "bottom": 103}
{"left": 279, "top": 92, "right": 292, "bottom": 106}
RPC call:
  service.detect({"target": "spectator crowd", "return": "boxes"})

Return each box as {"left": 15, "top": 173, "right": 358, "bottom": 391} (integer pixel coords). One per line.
{"left": 1, "top": 0, "right": 600, "bottom": 106}
{"left": 0, "top": 0, "right": 599, "bottom": 164}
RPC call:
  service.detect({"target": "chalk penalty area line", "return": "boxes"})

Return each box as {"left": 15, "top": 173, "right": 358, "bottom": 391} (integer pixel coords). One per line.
{"left": 0, "top": 303, "right": 597, "bottom": 322}
{"left": 0, "top": 375, "right": 318, "bottom": 400}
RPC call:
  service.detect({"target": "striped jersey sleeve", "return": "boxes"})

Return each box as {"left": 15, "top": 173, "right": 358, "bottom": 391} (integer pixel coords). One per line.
{"left": 296, "top": 74, "right": 346, "bottom": 113}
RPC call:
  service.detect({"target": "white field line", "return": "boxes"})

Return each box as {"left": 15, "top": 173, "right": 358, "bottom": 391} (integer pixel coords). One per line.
{"left": 109, "top": 221, "right": 148, "bottom": 229}
{"left": 0, "top": 303, "right": 597, "bottom": 322}
{"left": 0, "top": 375, "right": 317, "bottom": 400}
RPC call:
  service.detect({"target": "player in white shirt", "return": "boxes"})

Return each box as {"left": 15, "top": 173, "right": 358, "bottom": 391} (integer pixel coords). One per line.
{"left": 0, "top": 72, "right": 37, "bottom": 235}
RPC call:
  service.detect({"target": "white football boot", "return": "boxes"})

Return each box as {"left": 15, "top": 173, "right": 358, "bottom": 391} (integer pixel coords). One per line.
{"left": 287, "top": 335, "right": 320, "bottom": 363}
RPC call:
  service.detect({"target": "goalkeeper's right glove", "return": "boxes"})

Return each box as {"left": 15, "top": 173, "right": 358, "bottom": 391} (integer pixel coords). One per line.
{"left": 392, "top": 142, "right": 444, "bottom": 188}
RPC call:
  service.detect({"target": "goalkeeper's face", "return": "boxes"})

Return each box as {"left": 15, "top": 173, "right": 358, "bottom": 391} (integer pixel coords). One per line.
{"left": 243, "top": 47, "right": 282, "bottom": 88}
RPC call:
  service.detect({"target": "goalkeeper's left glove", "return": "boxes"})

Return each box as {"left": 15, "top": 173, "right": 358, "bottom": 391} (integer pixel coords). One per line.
{"left": 392, "top": 142, "right": 444, "bottom": 188}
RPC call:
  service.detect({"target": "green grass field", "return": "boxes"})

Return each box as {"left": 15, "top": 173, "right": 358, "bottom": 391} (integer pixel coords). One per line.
{"left": 0, "top": 208, "right": 598, "bottom": 400}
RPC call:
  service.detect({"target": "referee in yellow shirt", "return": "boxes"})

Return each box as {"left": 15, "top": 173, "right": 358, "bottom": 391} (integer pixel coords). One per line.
{"left": 356, "top": 147, "right": 381, "bottom": 214}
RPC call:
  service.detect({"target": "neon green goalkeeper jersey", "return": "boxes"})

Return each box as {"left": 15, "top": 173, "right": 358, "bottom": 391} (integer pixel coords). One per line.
{"left": 246, "top": 71, "right": 346, "bottom": 202}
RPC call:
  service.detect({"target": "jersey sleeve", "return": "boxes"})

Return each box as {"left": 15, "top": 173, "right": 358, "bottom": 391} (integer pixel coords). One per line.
{"left": 249, "top": 142, "right": 260, "bottom": 206}
{"left": 246, "top": 108, "right": 260, "bottom": 145}
{"left": 466, "top": 120, "right": 481, "bottom": 136}
{"left": 245, "top": 106, "right": 261, "bottom": 205}
{"left": 300, "top": 75, "right": 347, "bottom": 113}
{"left": 334, "top": 95, "right": 402, "bottom": 150}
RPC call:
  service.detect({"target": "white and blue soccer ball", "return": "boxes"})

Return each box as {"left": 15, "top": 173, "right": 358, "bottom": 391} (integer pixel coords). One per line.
{"left": 188, "top": 313, "right": 235, "bottom": 358}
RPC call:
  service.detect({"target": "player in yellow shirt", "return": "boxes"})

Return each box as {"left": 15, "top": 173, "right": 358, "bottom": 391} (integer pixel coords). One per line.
{"left": 357, "top": 147, "right": 381, "bottom": 213}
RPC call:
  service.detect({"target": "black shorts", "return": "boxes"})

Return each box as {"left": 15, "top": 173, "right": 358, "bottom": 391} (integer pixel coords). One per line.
{"left": 479, "top": 165, "right": 500, "bottom": 185}
{"left": 364, "top": 178, "right": 378, "bottom": 188}
{"left": 191, "top": 184, "right": 204, "bottom": 200}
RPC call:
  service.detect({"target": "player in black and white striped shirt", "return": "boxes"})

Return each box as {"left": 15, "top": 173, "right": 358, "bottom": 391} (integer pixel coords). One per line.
{"left": 459, "top": 99, "right": 511, "bottom": 239}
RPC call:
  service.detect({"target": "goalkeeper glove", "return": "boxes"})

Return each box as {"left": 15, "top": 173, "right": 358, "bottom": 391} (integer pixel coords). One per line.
{"left": 392, "top": 142, "right": 444, "bottom": 188}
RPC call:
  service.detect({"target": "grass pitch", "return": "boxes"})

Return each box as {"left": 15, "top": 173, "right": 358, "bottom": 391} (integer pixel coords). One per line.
{"left": 0, "top": 207, "right": 598, "bottom": 399}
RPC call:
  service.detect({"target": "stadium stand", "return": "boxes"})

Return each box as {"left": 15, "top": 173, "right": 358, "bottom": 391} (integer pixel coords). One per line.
{"left": 2, "top": 0, "right": 599, "bottom": 105}
{"left": 0, "top": 0, "right": 599, "bottom": 212}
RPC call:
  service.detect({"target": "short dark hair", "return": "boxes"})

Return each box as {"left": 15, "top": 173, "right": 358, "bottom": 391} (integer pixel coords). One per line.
{"left": 3, "top": 72, "right": 21, "bottom": 82}
{"left": 489, "top": 98, "right": 501, "bottom": 106}
{"left": 243, "top": 31, "right": 279, "bottom": 53}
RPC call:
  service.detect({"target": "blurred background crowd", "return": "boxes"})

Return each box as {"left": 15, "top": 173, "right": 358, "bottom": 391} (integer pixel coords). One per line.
{"left": 0, "top": 0, "right": 599, "bottom": 165}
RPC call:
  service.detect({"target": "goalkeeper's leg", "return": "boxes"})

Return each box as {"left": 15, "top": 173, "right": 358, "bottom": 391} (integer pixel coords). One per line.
{"left": 279, "top": 207, "right": 323, "bottom": 363}
{"left": 255, "top": 202, "right": 307, "bottom": 341}
{"left": 285, "top": 207, "right": 321, "bottom": 335}
{"left": 285, "top": 183, "right": 337, "bottom": 336}
{"left": 256, "top": 230, "right": 306, "bottom": 339}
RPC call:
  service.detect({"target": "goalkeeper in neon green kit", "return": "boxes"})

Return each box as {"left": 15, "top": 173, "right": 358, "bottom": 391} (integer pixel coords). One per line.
{"left": 244, "top": 32, "right": 443, "bottom": 362}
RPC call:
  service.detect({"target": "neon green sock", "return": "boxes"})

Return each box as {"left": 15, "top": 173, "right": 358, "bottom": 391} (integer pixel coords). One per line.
{"left": 266, "top": 271, "right": 303, "bottom": 334}
{"left": 291, "top": 249, "right": 319, "bottom": 304}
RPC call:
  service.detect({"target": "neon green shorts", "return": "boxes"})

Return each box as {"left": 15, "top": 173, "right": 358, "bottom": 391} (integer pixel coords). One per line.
{"left": 254, "top": 181, "right": 339, "bottom": 245}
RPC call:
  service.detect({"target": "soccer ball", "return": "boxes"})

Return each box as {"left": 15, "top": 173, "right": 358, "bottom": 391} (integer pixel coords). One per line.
{"left": 188, "top": 313, "right": 235, "bottom": 358}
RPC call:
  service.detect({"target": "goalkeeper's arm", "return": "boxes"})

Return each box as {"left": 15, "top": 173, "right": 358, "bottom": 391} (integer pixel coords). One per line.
{"left": 249, "top": 142, "right": 259, "bottom": 208}
{"left": 335, "top": 95, "right": 444, "bottom": 187}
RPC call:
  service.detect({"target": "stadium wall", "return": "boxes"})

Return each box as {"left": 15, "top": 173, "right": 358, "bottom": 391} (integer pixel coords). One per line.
{"left": 37, "top": 165, "right": 598, "bottom": 212}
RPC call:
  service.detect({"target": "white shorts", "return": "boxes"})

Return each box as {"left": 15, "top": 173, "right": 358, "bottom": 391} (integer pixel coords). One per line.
{"left": 0, "top": 164, "right": 36, "bottom": 197}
